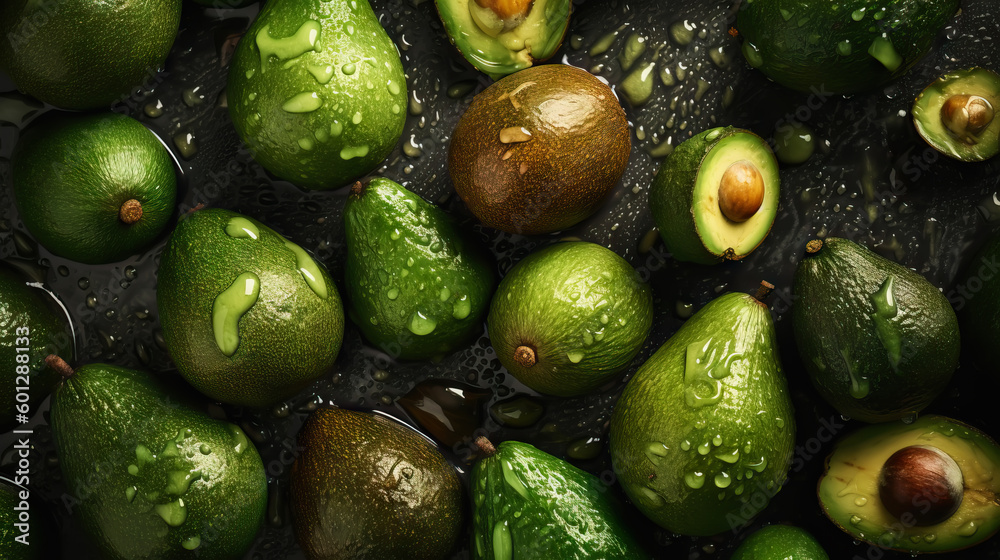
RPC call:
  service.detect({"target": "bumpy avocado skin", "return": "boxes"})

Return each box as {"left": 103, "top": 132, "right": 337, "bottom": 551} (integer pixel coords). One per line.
{"left": 792, "top": 237, "right": 960, "bottom": 423}
{"left": 818, "top": 415, "right": 1000, "bottom": 553}
{"left": 730, "top": 524, "right": 829, "bottom": 560}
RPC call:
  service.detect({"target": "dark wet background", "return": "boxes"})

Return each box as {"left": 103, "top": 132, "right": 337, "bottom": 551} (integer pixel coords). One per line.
{"left": 1, "top": 0, "right": 999, "bottom": 558}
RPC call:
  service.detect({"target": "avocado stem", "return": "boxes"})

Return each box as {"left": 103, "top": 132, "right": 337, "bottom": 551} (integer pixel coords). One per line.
{"left": 513, "top": 345, "right": 537, "bottom": 368}
{"left": 119, "top": 199, "right": 143, "bottom": 225}
{"left": 474, "top": 436, "right": 498, "bottom": 457}
{"left": 752, "top": 281, "right": 775, "bottom": 303}
{"left": 350, "top": 181, "right": 366, "bottom": 198}
{"left": 45, "top": 354, "right": 74, "bottom": 379}
{"left": 806, "top": 239, "right": 824, "bottom": 254}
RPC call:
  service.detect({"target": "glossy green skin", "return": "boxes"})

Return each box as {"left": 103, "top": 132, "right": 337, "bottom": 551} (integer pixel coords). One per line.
{"left": 471, "top": 440, "right": 646, "bottom": 559}
{"left": 0, "top": 264, "right": 74, "bottom": 433}
{"left": 488, "top": 242, "right": 652, "bottom": 397}
{"left": 0, "top": 483, "right": 44, "bottom": 559}
{"left": 610, "top": 292, "right": 796, "bottom": 536}
{"left": 0, "top": 0, "right": 180, "bottom": 110}
{"left": 957, "top": 232, "right": 1000, "bottom": 369}
{"left": 913, "top": 67, "right": 1000, "bottom": 162}
{"left": 435, "top": 0, "right": 571, "bottom": 80}
{"left": 730, "top": 525, "right": 829, "bottom": 560}
{"left": 157, "top": 209, "right": 345, "bottom": 407}
{"left": 291, "top": 408, "right": 464, "bottom": 560}
{"left": 649, "top": 127, "right": 779, "bottom": 265}
{"left": 189, "top": 0, "right": 256, "bottom": 7}
{"left": 12, "top": 113, "right": 177, "bottom": 264}
{"left": 737, "top": 0, "right": 960, "bottom": 94}
{"left": 792, "top": 238, "right": 960, "bottom": 422}
{"left": 51, "top": 364, "right": 267, "bottom": 560}
{"left": 228, "top": 0, "right": 407, "bottom": 190}
{"left": 344, "top": 178, "right": 495, "bottom": 360}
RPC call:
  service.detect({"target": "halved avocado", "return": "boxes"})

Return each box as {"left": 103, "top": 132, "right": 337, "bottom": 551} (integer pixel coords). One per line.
{"left": 913, "top": 67, "right": 1000, "bottom": 162}
{"left": 435, "top": 0, "right": 571, "bottom": 80}
{"left": 649, "top": 126, "right": 780, "bottom": 265}
{"left": 818, "top": 415, "right": 1000, "bottom": 554}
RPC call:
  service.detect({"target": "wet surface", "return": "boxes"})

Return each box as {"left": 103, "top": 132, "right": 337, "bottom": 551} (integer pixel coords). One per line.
{"left": 1, "top": 0, "right": 1000, "bottom": 558}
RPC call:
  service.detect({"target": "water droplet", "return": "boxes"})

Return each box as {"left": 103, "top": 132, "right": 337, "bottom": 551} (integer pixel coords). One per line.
{"left": 501, "top": 460, "right": 530, "bottom": 499}
{"left": 493, "top": 520, "right": 513, "bottom": 560}
{"left": 715, "top": 449, "right": 740, "bottom": 464}
{"left": 490, "top": 397, "right": 543, "bottom": 428}
{"left": 566, "top": 350, "right": 585, "bottom": 363}
{"left": 748, "top": 456, "right": 768, "bottom": 472}
{"left": 645, "top": 442, "right": 669, "bottom": 464}
{"left": 851, "top": 8, "right": 866, "bottom": 20}
{"left": 669, "top": 20, "right": 696, "bottom": 46}
{"left": 172, "top": 132, "right": 198, "bottom": 159}
{"left": 850, "top": 515, "right": 862, "bottom": 525}
{"left": 712, "top": 435, "right": 723, "bottom": 446}
{"left": 958, "top": 521, "right": 978, "bottom": 537}
{"left": 212, "top": 272, "right": 260, "bottom": 356}
{"left": 697, "top": 442, "right": 711, "bottom": 455}
{"left": 281, "top": 91, "right": 323, "bottom": 113}
{"left": 621, "top": 62, "right": 657, "bottom": 107}
{"left": 924, "top": 534, "right": 937, "bottom": 543}
{"left": 386, "top": 288, "right": 399, "bottom": 300}
{"left": 714, "top": 472, "right": 732, "bottom": 488}
{"left": 742, "top": 42, "right": 764, "bottom": 68}
{"left": 854, "top": 496, "right": 868, "bottom": 507}
{"left": 182, "top": 536, "right": 201, "bottom": 550}
{"left": 155, "top": 499, "right": 187, "bottom": 527}
{"left": 499, "top": 126, "right": 532, "bottom": 144}
{"left": 281, "top": 237, "right": 329, "bottom": 299}
{"left": 680, "top": 440, "right": 691, "bottom": 451}
{"left": 868, "top": 35, "right": 902, "bottom": 72}
{"left": 340, "top": 145, "right": 369, "bottom": 160}
{"left": 126, "top": 486, "right": 137, "bottom": 502}
{"left": 870, "top": 276, "right": 901, "bottom": 368}
{"left": 229, "top": 425, "right": 249, "bottom": 454}
{"left": 452, "top": 295, "right": 471, "bottom": 319}
{"left": 255, "top": 21, "right": 321, "bottom": 71}
{"left": 837, "top": 40, "right": 853, "bottom": 56}
{"left": 639, "top": 487, "right": 665, "bottom": 507}
{"left": 330, "top": 121, "right": 343, "bottom": 137}
{"left": 439, "top": 287, "right": 451, "bottom": 302}
{"left": 406, "top": 256, "right": 415, "bottom": 267}
{"left": 341, "top": 62, "right": 357, "bottom": 75}
{"left": 684, "top": 471, "right": 705, "bottom": 489}
{"left": 199, "top": 444, "right": 211, "bottom": 455}
{"left": 408, "top": 311, "right": 437, "bottom": 335}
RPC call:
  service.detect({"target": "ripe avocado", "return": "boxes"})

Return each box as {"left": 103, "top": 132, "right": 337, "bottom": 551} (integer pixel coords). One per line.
{"left": 730, "top": 524, "right": 829, "bottom": 560}
{"left": 649, "top": 126, "right": 780, "bottom": 264}
{"left": 156, "top": 209, "right": 345, "bottom": 407}
{"left": 227, "top": 0, "right": 408, "bottom": 190}
{"left": 487, "top": 241, "right": 652, "bottom": 397}
{"left": 0, "top": 0, "right": 181, "bottom": 110}
{"left": 435, "top": 0, "right": 571, "bottom": 79}
{"left": 12, "top": 113, "right": 177, "bottom": 264}
{"left": 0, "top": 263, "right": 74, "bottom": 433}
{"left": 49, "top": 357, "right": 267, "bottom": 560}
{"left": 818, "top": 415, "right": 1000, "bottom": 553}
{"left": 449, "top": 64, "right": 630, "bottom": 235}
{"left": 344, "top": 178, "right": 495, "bottom": 361}
{"left": 290, "top": 407, "right": 464, "bottom": 559}
{"left": 609, "top": 284, "right": 796, "bottom": 536}
{"left": 470, "top": 438, "right": 647, "bottom": 558}
{"left": 913, "top": 67, "right": 1000, "bottom": 162}
{"left": 736, "top": 0, "right": 960, "bottom": 94}
{"left": 792, "top": 238, "right": 960, "bottom": 423}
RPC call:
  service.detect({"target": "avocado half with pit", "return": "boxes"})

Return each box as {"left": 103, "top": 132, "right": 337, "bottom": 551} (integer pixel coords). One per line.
{"left": 913, "top": 67, "right": 1000, "bottom": 162}
{"left": 649, "top": 126, "right": 780, "bottom": 265}
{"left": 819, "top": 415, "right": 1000, "bottom": 553}
{"left": 435, "top": 0, "right": 571, "bottom": 80}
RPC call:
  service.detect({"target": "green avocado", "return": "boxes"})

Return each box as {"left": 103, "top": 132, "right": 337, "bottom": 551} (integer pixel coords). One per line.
{"left": 818, "top": 415, "right": 1000, "bottom": 553}
{"left": 0, "top": 0, "right": 180, "bottom": 110}
{"left": 792, "top": 238, "right": 960, "bottom": 423}
{"left": 913, "top": 67, "right": 1000, "bottom": 162}
{"left": 156, "top": 209, "right": 345, "bottom": 407}
{"left": 730, "top": 524, "right": 829, "bottom": 560}
{"left": 736, "top": 0, "right": 960, "bottom": 94}
{"left": 470, "top": 438, "right": 647, "bottom": 559}
{"left": 649, "top": 126, "right": 780, "bottom": 265}
{"left": 0, "top": 482, "right": 44, "bottom": 560}
{"left": 227, "top": 0, "right": 407, "bottom": 190}
{"left": 0, "top": 263, "right": 74, "bottom": 433}
{"left": 290, "top": 407, "right": 464, "bottom": 560}
{"left": 610, "top": 284, "right": 796, "bottom": 536}
{"left": 344, "top": 178, "right": 495, "bottom": 360}
{"left": 50, "top": 358, "right": 267, "bottom": 560}
{"left": 435, "top": 0, "right": 571, "bottom": 80}
{"left": 12, "top": 113, "right": 177, "bottom": 264}
{"left": 487, "top": 241, "right": 652, "bottom": 397}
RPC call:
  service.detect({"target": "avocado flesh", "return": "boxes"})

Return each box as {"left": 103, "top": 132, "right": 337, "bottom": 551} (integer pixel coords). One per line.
{"left": 818, "top": 415, "right": 1000, "bottom": 553}
{"left": 435, "top": 0, "right": 571, "bottom": 80}
{"left": 736, "top": 0, "right": 960, "bottom": 94}
{"left": 650, "top": 127, "right": 780, "bottom": 265}
{"left": 609, "top": 290, "right": 796, "bottom": 536}
{"left": 913, "top": 67, "right": 1000, "bottom": 162}
{"left": 51, "top": 362, "right": 267, "bottom": 560}
{"left": 487, "top": 241, "right": 653, "bottom": 397}
{"left": 471, "top": 440, "right": 646, "bottom": 558}
{"left": 290, "top": 408, "right": 464, "bottom": 560}
{"left": 792, "top": 237, "right": 960, "bottom": 423}
{"left": 344, "top": 178, "right": 495, "bottom": 360}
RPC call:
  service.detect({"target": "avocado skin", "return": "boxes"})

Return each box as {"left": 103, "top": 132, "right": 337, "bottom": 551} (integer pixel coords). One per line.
{"left": 817, "top": 415, "right": 1000, "bottom": 553}
{"left": 610, "top": 291, "right": 795, "bottom": 536}
{"left": 487, "top": 241, "right": 652, "bottom": 397}
{"left": 0, "top": 264, "right": 74, "bottom": 433}
{"left": 0, "top": 483, "right": 44, "bottom": 559}
{"left": 228, "top": 0, "right": 407, "bottom": 190}
{"left": 730, "top": 525, "right": 829, "bottom": 560}
{"left": 290, "top": 407, "right": 464, "bottom": 560}
{"left": 449, "top": 64, "right": 630, "bottom": 235}
{"left": 471, "top": 440, "right": 647, "bottom": 559}
{"left": 157, "top": 209, "right": 345, "bottom": 407}
{"left": 12, "top": 113, "right": 177, "bottom": 264}
{"left": 737, "top": 0, "right": 960, "bottom": 94}
{"left": 51, "top": 363, "right": 267, "bottom": 560}
{"left": 0, "top": 0, "right": 180, "bottom": 110}
{"left": 792, "top": 237, "right": 959, "bottom": 423}
{"left": 344, "top": 178, "right": 495, "bottom": 360}
{"left": 957, "top": 233, "right": 1000, "bottom": 369}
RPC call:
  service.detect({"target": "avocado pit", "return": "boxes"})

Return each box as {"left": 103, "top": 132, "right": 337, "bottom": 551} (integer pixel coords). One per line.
{"left": 472, "top": 0, "right": 532, "bottom": 35}
{"left": 718, "top": 160, "right": 764, "bottom": 223}
{"left": 941, "top": 94, "right": 995, "bottom": 142}
{"left": 878, "top": 445, "right": 964, "bottom": 527}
